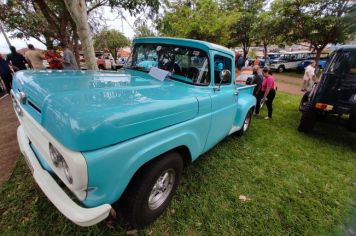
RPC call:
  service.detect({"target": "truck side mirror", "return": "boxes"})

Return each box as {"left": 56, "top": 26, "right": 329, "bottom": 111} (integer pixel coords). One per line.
{"left": 214, "top": 69, "right": 231, "bottom": 92}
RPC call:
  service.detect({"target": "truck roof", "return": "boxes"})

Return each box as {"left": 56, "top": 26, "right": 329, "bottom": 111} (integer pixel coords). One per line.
{"left": 336, "top": 45, "right": 356, "bottom": 52}
{"left": 134, "top": 37, "right": 234, "bottom": 57}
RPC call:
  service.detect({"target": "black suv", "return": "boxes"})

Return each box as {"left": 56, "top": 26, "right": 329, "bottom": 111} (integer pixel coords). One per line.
{"left": 298, "top": 46, "right": 356, "bottom": 132}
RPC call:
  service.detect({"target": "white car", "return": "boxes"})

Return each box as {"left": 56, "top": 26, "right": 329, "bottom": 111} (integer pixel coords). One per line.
{"left": 269, "top": 51, "right": 312, "bottom": 72}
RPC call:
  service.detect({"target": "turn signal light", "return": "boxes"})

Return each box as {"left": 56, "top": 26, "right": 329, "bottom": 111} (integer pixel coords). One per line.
{"left": 315, "top": 103, "right": 333, "bottom": 111}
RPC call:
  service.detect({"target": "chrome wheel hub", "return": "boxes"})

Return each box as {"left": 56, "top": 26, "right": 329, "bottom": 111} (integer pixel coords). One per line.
{"left": 243, "top": 114, "right": 251, "bottom": 131}
{"left": 148, "top": 169, "right": 175, "bottom": 210}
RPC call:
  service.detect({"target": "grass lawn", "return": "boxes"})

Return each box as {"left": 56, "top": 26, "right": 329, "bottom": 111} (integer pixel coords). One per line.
{"left": 1, "top": 92, "right": 355, "bottom": 235}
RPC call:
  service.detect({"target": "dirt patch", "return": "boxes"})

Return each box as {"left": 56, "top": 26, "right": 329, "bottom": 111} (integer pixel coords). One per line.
{"left": 0, "top": 95, "right": 19, "bottom": 185}
{"left": 274, "top": 73, "right": 304, "bottom": 96}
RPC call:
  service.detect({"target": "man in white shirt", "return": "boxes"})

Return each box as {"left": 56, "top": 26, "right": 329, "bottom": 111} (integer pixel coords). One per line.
{"left": 301, "top": 60, "right": 316, "bottom": 92}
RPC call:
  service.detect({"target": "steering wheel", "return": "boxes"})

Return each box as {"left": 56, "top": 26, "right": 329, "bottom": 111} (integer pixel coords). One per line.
{"left": 187, "top": 67, "right": 199, "bottom": 82}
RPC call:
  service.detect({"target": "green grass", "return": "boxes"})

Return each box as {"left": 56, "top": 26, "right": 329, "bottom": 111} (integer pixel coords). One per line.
{"left": 1, "top": 93, "right": 355, "bottom": 235}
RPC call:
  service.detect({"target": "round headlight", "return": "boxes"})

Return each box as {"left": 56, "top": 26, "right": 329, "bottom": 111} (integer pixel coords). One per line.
{"left": 49, "top": 143, "right": 63, "bottom": 167}
{"left": 62, "top": 161, "right": 73, "bottom": 184}
{"left": 49, "top": 143, "right": 73, "bottom": 184}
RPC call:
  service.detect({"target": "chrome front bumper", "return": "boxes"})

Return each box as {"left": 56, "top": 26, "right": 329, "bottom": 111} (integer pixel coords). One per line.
{"left": 17, "top": 125, "right": 111, "bottom": 227}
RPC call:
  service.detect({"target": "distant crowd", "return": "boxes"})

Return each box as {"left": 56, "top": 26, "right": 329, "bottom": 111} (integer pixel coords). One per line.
{"left": 0, "top": 43, "right": 78, "bottom": 94}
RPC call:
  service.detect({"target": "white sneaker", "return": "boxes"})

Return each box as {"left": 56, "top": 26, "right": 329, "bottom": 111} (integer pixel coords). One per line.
{"left": 264, "top": 116, "right": 271, "bottom": 120}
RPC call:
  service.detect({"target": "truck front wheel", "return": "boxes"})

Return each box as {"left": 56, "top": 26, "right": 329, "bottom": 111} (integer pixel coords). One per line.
{"left": 116, "top": 151, "right": 183, "bottom": 228}
{"left": 298, "top": 111, "right": 317, "bottom": 132}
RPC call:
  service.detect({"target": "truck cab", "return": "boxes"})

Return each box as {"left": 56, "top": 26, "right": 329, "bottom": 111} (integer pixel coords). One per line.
{"left": 12, "top": 37, "right": 256, "bottom": 228}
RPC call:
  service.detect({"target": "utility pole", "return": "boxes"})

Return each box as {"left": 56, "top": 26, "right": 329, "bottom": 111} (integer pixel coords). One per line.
{"left": 0, "top": 22, "right": 11, "bottom": 47}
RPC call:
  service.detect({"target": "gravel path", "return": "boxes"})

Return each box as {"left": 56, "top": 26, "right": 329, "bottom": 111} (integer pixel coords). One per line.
{"left": 0, "top": 94, "right": 19, "bottom": 185}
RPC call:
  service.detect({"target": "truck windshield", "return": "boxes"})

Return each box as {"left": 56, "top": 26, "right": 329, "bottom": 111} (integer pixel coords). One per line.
{"left": 125, "top": 43, "right": 210, "bottom": 85}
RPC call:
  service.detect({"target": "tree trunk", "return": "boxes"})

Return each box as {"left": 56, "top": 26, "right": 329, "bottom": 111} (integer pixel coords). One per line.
{"left": 263, "top": 42, "right": 268, "bottom": 58}
{"left": 72, "top": 29, "right": 80, "bottom": 66}
{"left": 63, "top": 0, "right": 98, "bottom": 70}
{"left": 315, "top": 47, "right": 324, "bottom": 66}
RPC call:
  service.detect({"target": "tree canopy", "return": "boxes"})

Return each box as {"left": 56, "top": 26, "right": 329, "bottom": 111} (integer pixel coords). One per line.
{"left": 94, "top": 29, "right": 130, "bottom": 57}
{"left": 134, "top": 23, "right": 156, "bottom": 38}
{"left": 158, "top": 0, "right": 230, "bottom": 45}
{"left": 272, "top": 0, "right": 356, "bottom": 62}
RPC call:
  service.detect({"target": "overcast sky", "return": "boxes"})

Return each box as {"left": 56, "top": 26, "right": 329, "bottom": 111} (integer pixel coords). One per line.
{"left": 0, "top": 6, "right": 139, "bottom": 54}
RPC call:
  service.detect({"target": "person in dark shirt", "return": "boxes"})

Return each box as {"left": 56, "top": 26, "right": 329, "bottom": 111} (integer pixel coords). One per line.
{"left": 6, "top": 46, "right": 27, "bottom": 71}
{"left": 0, "top": 55, "right": 13, "bottom": 94}
{"left": 246, "top": 66, "right": 263, "bottom": 114}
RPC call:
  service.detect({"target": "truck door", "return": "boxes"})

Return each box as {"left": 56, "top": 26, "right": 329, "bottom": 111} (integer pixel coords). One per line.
{"left": 205, "top": 52, "right": 239, "bottom": 150}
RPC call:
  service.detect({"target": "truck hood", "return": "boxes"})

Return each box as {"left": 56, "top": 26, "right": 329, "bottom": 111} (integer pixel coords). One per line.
{"left": 14, "top": 70, "right": 199, "bottom": 151}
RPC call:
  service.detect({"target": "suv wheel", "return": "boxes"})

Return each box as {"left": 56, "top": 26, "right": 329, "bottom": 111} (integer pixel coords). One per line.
{"left": 299, "top": 92, "right": 310, "bottom": 111}
{"left": 278, "top": 65, "right": 285, "bottom": 73}
{"left": 298, "top": 111, "right": 317, "bottom": 132}
{"left": 116, "top": 151, "right": 183, "bottom": 228}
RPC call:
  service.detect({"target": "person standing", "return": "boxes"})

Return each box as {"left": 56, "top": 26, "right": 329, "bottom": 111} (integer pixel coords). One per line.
{"left": 25, "top": 44, "right": 45, "bottom": 69}
{"left": 246, "top": 66, "right": 263, "bottom": 114}
{"left": 301, "top": 60, "right": 316, "bottom": 92}
{"left": 237, "top": 55, "right": 244, "bottom": 71}
{"left": 244, "top": 57, "right": 249, "bottom": 68}
{"left": 44, "top": 46, "right": 63, "bottom": 69}
{"left": 256, "top": 67, "right": 276, "bottom": 119}
{"left": 6, "top": 46, "right": 28, "bottom": 71}
{"left": 253, "top": 57, "right": 260, "bottom": 67}
{"left": 60, "top": 43, "right": 79, "bottom": 70}
{"left": 0, "top": 55, "right": 13, "bottom": 94}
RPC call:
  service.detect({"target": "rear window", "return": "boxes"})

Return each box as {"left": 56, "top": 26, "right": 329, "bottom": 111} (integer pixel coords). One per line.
{"left": 327, "top": 51, "right": 356, "bottom": 75}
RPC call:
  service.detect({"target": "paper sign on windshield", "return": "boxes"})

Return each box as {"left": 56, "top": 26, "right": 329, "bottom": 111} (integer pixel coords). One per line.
{"left": 149, "top": 67, "right": 170, "bottom": 81}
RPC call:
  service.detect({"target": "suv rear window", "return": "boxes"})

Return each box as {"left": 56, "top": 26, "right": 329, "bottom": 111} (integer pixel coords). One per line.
{"left": 327, "top": 51, "right": 356, "bottom": 75}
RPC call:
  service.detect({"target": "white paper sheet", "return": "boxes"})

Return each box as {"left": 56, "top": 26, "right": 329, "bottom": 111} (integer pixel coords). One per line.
{"left": 149, "top": 67, "right": 170, "bottom": 81}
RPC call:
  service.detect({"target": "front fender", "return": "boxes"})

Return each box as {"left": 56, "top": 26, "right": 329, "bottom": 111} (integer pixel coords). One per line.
{"left": 82, "top": 118, "right": 208, "bottom": 207}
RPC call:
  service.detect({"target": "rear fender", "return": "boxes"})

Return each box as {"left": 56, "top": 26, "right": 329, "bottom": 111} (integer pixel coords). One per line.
{"left": 234, "top": 93, "right": 256, "bottom": 128}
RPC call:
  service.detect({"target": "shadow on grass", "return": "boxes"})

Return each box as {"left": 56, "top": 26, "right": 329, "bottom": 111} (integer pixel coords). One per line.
{"left": 304, "top": 116, "right": 356, "bottom": 152}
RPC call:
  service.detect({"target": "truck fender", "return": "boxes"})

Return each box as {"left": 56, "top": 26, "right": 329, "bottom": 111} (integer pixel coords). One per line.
{"left": 83, "top": 130, "right": 202, "bottom": 207}
{"left": 235, "top": 93, "right": 256, "bottom": 129}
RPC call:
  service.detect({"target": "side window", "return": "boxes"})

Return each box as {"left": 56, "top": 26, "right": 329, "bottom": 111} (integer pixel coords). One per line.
{"left": 328, "top": 52, "right": 354, "bottom": 75}
{"left": 350, "top": 52, "right": 356, "bottom": 75}
{"left": 214, "top": 55, "right": 232, "bottom": 85}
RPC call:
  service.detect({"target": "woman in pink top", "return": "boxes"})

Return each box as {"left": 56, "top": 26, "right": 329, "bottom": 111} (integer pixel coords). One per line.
{"left": 255, "top": 67, "right": 276, "bottom": 119}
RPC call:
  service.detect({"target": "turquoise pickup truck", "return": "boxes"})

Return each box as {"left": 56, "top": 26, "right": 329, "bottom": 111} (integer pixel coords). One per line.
{"left": 11, "top": 37, "right": 256, "bottom": 228}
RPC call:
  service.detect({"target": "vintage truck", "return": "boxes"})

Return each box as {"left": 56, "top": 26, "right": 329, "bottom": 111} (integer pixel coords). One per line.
{"left": 11, "top": 37, "right": 256, "bottom": 228}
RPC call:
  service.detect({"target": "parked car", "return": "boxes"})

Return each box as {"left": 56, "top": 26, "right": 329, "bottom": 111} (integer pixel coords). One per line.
{"left": 11, "top": 37, "right": 257, "bottom": 228}
{"left": 298, "top": 45, "right": 356, "bottom": 132}
{"left": 80, "top": 51, "right": 118, "bottom": 70}
{"left": 269, "top": 51, "right": 312, "bottom": 72}
{"left": 296, "top": 53, "right": 330, "bottom": 73}
{"left": 296, "top": 59, "right": 328, "bottom": 73}
{"left": 235, "top": 67, "right": 254, "bottom": 84}
{"left": 248, "top": 53, "right": 281, "bottom": 68}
